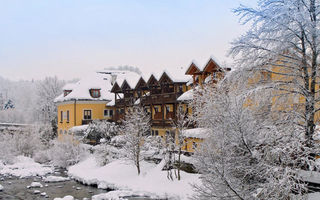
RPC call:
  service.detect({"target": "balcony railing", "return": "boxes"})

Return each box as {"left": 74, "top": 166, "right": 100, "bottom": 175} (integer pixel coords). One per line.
{"left": 82, "top": 119, "right": 92, "bottom": 125}
{"left": 166, "top": 112, "right": 174, "bottom": 120}
{"left": 153, "top": 112, "right": 163, "bottom": 120}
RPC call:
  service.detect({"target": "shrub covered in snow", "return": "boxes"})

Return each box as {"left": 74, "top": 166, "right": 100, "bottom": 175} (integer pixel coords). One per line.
{"left": 48, "top": 139, "right": 88, "bottom": 168}
{"left": 84, "top": 120, "right": 119, "bottom": 144}
{"left": 92, "top": 144, "right": 125, "bottom": 166}
{"left": 0, "top": 127, "right": 45, "bottom": 163}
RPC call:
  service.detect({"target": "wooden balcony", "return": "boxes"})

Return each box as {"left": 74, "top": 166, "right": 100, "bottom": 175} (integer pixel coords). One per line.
{"left": 166, "top": 112, "right": 174, "bottom": 120}
{"left": 82, "top": 119, "right": 92, "bottom": 125}
{"left": 153, "top": 112, "right": 163, "bottom": 120}
{"left": 152, "top": 120, "right": 172, "bottom": 127}
{"left": 141, "top": 93, "right": 180, "bottom": 105}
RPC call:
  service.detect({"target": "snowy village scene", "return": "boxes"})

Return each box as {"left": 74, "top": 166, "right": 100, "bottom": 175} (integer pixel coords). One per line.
{"left": 2, "top": 0, "right": 320, "bottom": 200}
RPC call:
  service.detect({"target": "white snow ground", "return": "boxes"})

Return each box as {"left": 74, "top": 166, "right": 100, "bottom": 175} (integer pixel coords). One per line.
{"left": 68, "top": 156, "right": 201, "bottom": 200}
{"left": 0, "top": 156, "right": 53, "bottom": 178}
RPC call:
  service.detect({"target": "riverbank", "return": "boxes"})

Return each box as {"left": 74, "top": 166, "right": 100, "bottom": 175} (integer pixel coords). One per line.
{"left": 68, "top": 156, "right": 201, "bottom": 200}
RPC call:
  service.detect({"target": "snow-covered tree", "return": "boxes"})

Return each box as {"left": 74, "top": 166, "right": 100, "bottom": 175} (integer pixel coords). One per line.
{"left": 230, "top": 0, "right": 320, "bottom": 146}
{"left": 121, "top": 106, "right": 151, "bottom": 175}
{"left": 191, "top": 79, "right": 319, "bottom": 199}
{"left": 37, "top": 76, "right": 64, "bottom": 126}
{"left": 169, "top": 104, "right": 189, "bottom": 181}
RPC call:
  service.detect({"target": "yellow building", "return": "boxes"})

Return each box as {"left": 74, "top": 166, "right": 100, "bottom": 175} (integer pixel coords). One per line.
{"left": 54, "top": 72, "right": 115, "bottom": 141}
{"left": 177, "top": 57, "right": 230, "bottom": 152}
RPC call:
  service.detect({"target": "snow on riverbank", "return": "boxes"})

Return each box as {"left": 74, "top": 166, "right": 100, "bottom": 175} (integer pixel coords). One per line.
{"left": 0, "top": 156, "right": 53, "bottom": 178}
{"left": 68, "top": 156, "right": 201, "bottom": 200}
{"left": 43, "top": 176, "right": 70, "bottom": 183}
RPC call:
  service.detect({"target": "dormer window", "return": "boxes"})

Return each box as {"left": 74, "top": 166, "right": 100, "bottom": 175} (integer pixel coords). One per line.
{"left": 90, "top": 89, "right": 101, "bottom": 98}
{"left": 64, "top": 90, "right": 72, "bottom": 97}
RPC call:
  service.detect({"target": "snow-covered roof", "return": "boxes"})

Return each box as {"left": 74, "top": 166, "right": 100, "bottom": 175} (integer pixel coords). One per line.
{"left": 113, "top": 71, "right": 141, "bottom": 89}
{"left": 54, "top": 72, "right": 114, "bottom": 103}
{"left": 106, "top": 98, "right": 115, "bottom": 106}
{"left": 187, "top": 56, "right": 223, "bottom": 73}
{"left": 62, "top": 83, "right": 77, "bottom": 91}
{"left": 152, "top": 68, "right": 189, "bottom": 83}
{"left": 134, "top": 98, "right": 140, "bottom": 105}
{"left": 69, "top": 125, "right": 88, "bottom": 133}
{"left": 182, "top": 128, "right": 210, "bottom": 139}
{"left": 177, "top": 88, "right": 194, "bottom": 102}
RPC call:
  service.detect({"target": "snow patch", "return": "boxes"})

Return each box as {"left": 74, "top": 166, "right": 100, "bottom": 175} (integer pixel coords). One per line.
{"left": 28, "top": 182, "right": 43, "bottom": 188}
{"left": 68, "top": 156, "right": 201, "bottom": 200}
{"left": 53, "top": 195, "right": 74, "bottom": 200}
{"left": 43, "top": 176, "right": 70, "bottom": 183}
{"left": 0, "top": 156, "right": 53, "bottom": 178}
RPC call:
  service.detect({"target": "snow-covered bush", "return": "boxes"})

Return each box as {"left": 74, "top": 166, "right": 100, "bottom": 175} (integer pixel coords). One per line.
{"left": 33, "top": 149, "right": 51, "bottom": 164}
{"left": 92, "top": 144, "right": 125, "bottom": 166}
{"left": 48, "top": 140, "right": 88, "bottom": 168}
{"left": 84, "top": 120, "right": 118, "bottom": 144}
{"left": 0, "top": 130, "right": 16, "bottom": 164}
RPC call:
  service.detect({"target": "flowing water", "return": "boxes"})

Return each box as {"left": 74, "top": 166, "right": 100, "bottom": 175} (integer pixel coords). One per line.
{"left": 0, "top": 169, "right": 157, "bottom": 200}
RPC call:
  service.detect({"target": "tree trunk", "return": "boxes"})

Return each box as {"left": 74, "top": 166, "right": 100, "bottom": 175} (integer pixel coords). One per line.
{"left": 178, "top": 147, "right": 181, "bottom": 181}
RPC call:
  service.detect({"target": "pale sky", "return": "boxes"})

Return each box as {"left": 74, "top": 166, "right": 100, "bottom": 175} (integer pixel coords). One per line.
{"left": 0, "top": 0, "right": 256, "bottom": 81}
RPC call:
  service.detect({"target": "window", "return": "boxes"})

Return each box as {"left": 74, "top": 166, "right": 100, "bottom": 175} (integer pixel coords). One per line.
{"left": 104, "top": 109, "right": 114, "bottom": 117}
{"left": 192, "top": 142, "right": 198, "bottom": 150}
{"left": 151, "top": 130, "right": 154, "bottom": 136}
{"left": 84, "top": 110, "right": 92, "bottom": 120}
{"left": 60, "top": 111, "right": 63, "bottom": 123}
{"left": 67, "top": 110, "right": 69, "bottom": 123}
{"left": 63, "top": 90, "right": 72, "bottom": 97}
{"left": 166, "top": 105, "right": 170, "bottom": 113}
{"left": 154, "top": 107, "right": 159, "bottom": 113}
{"left": 155, "top": 130, "right": 159, "bottom": 136}
{"left": 179, "top": 85, "right": 183, "bottom": 93}
{"left": 89, "top": 89, "right": 101, "bottom": 98}
{"left": 104, "top": 109, "right": 108, "bottom": 117}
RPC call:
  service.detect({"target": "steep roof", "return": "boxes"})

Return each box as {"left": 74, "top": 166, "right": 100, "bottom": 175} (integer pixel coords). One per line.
{"left": 177, "top": 88, "right": 194, "bottom": 102}
{"left": 54, "top": 72, "right": 114, "bottom": 103}
{"left": 147, "top": 74, "right": 159, "bottom": 86}
{"left": 135, "top": 77, "right": 148, "bottom": 90}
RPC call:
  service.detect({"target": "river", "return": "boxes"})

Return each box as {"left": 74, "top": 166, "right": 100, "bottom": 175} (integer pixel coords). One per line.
{"left": 0, "top": 169, "right": 158, "bottom": 200}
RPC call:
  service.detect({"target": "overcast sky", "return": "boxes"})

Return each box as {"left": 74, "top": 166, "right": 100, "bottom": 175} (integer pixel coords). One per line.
{"left": 0, "top": 0, "right": 256, "bottom": 81}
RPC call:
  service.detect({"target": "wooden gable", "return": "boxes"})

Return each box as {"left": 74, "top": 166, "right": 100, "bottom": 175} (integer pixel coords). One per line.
{"left": 203, "top": 58, "right": 221, "bottom": 74}
{"left": 121, "top": 80, "right": 131, "bottom": 91}
{"left": 135, "top": 77, "right": 148, "bottom": 90}
{"left": 185, "top": 62, "right": 200, "bottom": 75}
{"left": 159, "top": 72, "right": 173, "bottom": 84}
{"left": 111, "top": 82, "right": 121, "bottom": 93}
{"left": 147, "top": 74, "right": 159, "bottom": 86}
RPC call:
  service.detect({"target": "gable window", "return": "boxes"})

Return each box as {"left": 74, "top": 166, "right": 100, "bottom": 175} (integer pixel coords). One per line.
{"left": 90, "top": 89, "right": 101, "bottom": 98}
{"left": 63, "top": 90, "right": 72, "bottom": 97}
{"left": 84, "top": 110, "right": 92, "bottom": 120}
